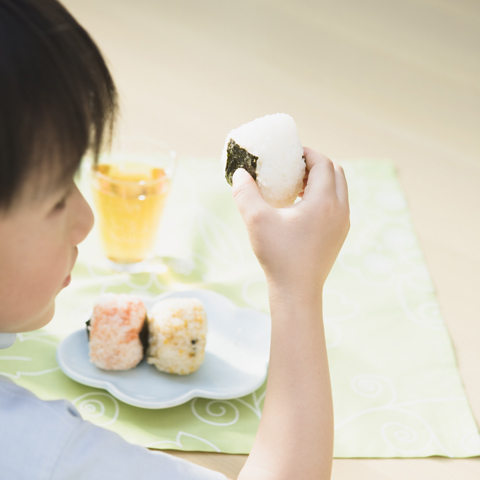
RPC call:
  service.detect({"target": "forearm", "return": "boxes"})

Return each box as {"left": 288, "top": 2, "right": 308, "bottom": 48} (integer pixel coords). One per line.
{"left": 232, "top": 150, "right": 348, "bottom": 480}
{"left": 238, "top": 284, "right": 334, "bottom": 480}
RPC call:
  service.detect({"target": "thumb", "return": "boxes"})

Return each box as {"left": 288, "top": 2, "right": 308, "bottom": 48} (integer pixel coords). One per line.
{"left": 231, "top": 168, "right": 266, "bottom": 221}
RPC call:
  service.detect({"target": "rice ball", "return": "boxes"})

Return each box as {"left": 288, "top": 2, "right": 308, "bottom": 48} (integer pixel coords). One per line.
{"left": 222, "top": 113, "right": 305, "bottom": 208}
{"left": 88, "top": 294, "right": 148, "bottom": 371}
{"left": 147, "top": 298, "right": 207, "bottom": 375}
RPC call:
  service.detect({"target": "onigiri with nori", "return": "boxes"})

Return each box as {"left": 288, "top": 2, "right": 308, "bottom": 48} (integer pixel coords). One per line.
{"left": 222, "top": 113, "right": 306, "bottom": 208}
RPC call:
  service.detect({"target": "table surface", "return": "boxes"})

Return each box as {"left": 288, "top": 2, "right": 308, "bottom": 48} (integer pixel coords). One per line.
{"left": 63, "top": 0, "right": 480, "bottom": 478}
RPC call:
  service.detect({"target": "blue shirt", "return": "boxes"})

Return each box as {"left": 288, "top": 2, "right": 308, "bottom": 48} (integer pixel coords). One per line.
{"left": 0, "top": 335, "right": 227, "bottom": 480}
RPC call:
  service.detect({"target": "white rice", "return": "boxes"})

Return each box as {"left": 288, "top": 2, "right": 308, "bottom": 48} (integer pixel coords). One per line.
{"left": 147, "top": 298, "right": 207, "bottom": 375}
{"left": 222, "top": 113, "right": 305, "bottom": 208}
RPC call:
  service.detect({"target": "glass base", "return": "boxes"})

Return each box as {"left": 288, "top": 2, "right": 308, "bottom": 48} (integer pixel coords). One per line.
{"left": 106, "top": 257, "right": 168, "bottom": 274}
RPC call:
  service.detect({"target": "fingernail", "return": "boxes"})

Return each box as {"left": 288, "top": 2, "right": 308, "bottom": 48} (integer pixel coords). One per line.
{"left": 232, "top": 168, "right": 249, "bottom": 184}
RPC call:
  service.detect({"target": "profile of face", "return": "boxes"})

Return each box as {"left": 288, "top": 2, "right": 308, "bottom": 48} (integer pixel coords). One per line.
{"left": 0, "top": 173, "right": 94, "bottom": 333}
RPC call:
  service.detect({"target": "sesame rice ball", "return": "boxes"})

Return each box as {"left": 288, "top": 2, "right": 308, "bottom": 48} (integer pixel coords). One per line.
{"left": 147, "top": 298, "right": 207, "bottom": 375}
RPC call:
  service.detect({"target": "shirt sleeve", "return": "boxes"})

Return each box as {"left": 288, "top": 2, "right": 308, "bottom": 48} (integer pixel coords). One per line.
{"left": 0, "top": 380, "right": 227, "bottom": 480}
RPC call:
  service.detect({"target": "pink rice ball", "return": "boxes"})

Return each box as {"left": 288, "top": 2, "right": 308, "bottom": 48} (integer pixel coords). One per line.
{"left": 88, "top": 293, "right": 147, "bottom": 370}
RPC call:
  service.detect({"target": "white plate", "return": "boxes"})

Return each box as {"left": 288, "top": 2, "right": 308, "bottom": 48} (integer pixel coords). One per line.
{"left": 57, "top": 289, "right": 271, "bottom": 409}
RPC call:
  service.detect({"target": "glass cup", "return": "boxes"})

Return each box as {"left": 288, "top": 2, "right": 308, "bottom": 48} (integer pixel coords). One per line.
{"left": 90, "top": 137, "right": 177, "bottom": 272}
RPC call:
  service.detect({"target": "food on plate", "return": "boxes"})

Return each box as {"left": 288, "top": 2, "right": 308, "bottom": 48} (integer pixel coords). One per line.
{"left": 221, "top": 113, "right": 306, "bottom": 208}
{"left": 147, "top": 298, "right": 207, "bottom": 375}
{"left": 87, "top": 293, "right": 148, "bottom": 370}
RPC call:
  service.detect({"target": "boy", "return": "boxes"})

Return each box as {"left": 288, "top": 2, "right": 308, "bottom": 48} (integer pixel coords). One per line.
{"left": 0, "top": 1, "right": 349, "bottom": 479}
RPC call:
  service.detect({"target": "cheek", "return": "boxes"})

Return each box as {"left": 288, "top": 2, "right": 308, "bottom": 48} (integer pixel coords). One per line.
{"left": 0, "top": 225, "right": 69, "bottom": 332}
{"left": 11, "top": 299, "right": 56, "bottom": 333}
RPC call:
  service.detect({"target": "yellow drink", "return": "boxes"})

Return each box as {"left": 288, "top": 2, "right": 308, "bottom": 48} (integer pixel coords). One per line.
{"left": 92, "top": 163, "right": 170, "bottom": 264}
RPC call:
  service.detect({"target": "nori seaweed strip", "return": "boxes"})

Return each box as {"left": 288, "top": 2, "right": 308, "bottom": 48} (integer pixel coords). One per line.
{"left": 85, "top": 316, "right": 149, "bottom": 358}
{"left": 225, "top": 139, "right": 258, "bottom": 186}
{"left": 139, "top": 315, "right": 149, "bottom": 356}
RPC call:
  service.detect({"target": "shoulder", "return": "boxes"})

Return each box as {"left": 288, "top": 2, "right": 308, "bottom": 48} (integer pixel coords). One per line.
{"left": 0, "top": 378, "right": 82, "bottom": 426}
{"left": 0, "top": 381, "right": 227, "bottom": 480}
{"left": 0, "top": 380, "right": 83, "bottom": 479}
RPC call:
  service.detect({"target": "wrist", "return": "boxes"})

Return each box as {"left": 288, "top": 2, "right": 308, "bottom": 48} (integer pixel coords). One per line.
{"left": 266, "top": 276, "right": 324, "bottom": 307}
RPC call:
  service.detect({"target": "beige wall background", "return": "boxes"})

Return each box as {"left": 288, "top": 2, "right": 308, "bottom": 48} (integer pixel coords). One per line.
{"left": 63, "top": 0, "right": 480, "bottom": 478}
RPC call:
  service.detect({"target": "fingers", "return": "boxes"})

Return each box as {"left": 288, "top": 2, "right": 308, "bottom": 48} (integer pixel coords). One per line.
{"left": 334, "top": 164, "right": 349, "bottom": 206}
{"left": 301, "top": 148, "right": 349, "bottom": 206}
{"left": 303, "top": 147, "right": 331, "bottom": 171}
{"left": 298, "top": 170, "right": 309, "bottom": 198}
{"left": 301, "top": 147, "right": 336, "bottom": 200}
{"left": 232, "top": 150, "right": 348, "bottom": 219}
{"left": 232, "top": 168, "right": 269, "bottom": 223}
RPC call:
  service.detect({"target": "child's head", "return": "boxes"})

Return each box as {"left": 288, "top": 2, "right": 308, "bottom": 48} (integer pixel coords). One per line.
{"left": 0, "top": 0, "right": 117, "bottom": 333}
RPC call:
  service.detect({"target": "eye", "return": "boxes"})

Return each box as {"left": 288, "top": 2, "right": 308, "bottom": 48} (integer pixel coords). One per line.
{"left": 53, "top": 197, "right": 67, "bottom": 211}
{"left": 49, "top": 183, "right": 74, "bottom": 215}
{"left": 52, "top": 188, "right": 73, "bottom": 212}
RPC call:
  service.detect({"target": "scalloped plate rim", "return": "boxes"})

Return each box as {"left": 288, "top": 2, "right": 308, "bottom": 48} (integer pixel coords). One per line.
{"left": 56, "top": 289, "right": 271, "bottom": 409}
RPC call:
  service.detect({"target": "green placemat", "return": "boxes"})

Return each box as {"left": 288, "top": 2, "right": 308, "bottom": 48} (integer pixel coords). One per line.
{"left": 2, "top": 157, "right": 479, "bottom": 458}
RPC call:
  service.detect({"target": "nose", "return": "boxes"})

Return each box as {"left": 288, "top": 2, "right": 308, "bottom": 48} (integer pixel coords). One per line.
{"left": 70, "top": 184, "right": 94, "bottom": 246}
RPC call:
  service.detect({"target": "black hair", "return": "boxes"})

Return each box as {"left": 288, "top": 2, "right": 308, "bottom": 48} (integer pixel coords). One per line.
{"left": 0, "top": 0, "right": 117, "bottom": 209}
